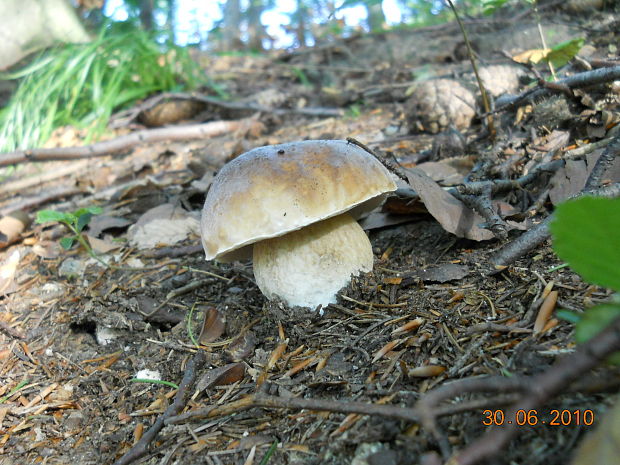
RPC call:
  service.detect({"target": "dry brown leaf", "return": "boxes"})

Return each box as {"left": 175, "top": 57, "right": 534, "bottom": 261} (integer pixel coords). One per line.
{"left": 198, "top": 307, "right": 226, "bottom": 344}
{"left": 405, "top": 168, "right": 494, "bottom": 241}
{"left": 196, "top": 363, "right": 245, "bottom": 392}
{"left": 0, "top": 249, "right": 20, "bottom": 295}
{"left": 512, "top": 48, "right": 552, "bottom": 64}
{"left": 549, "top": 150, "right": 620, "bottom": 205}
{"left": 127, "top": 203, "right": 200, "bottom": 249}
{"left": 86, "top": 235, "right": 121, "bottom": 255}
{"left": 407, "top": 365, "right": 447, "bottom": 377}
{"left": 225, "top": 331, "right": 257, "bottom": 362}
{"left": 572, "top": 398, "right": 620, "bottom": 465}
{"left": 31, "top": 240, "right": 63, "bottom": 259}
{"left": 0, "top": 212, "right": 30, "bottom": 248}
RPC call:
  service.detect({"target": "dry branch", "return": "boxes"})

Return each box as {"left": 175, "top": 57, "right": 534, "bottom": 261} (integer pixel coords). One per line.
{"left": 490, "top": 135, "right": 620, "bottom": 268}
{"left": 0, "top": 119, "right": 253, "bottom": 167}
{"left": 112, "top": 351, "right": 205, "bottom": 465}
{"left": 450, "top": 316, "right": 620, "bottom": 465}
{"left": 495, "top": 65, "right": 620, "bottom": 112}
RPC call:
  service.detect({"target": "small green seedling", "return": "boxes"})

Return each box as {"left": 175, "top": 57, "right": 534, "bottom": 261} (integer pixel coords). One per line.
{"left": 551, "top": 196, "right": 620, "bottom": 362}
{"left": 36, "top": 206, "right": 105, "bottom": 265}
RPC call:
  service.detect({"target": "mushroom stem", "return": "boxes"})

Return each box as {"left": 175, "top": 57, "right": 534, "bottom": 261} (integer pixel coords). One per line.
{"left": 253, "top": 212, "right": 374, "bottom": 309}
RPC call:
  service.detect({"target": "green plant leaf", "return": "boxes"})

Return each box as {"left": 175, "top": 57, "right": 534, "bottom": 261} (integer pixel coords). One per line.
{"left": 482, "top": 0, "right": 510, "bottom": 16}
{"left": 76, "top": 213, "right": 93, "bottom": 233}
{"left": 575, "top": 304, "right": 620, "bottom": 364}
{"left": 73, "top": 206, "right": 103, "bottom": 218}
{"left": 545, "top": 38, "right": 584, "bottom": 68}
{"left": 575, "top": 304, "right": 620, "bottom": 343}
{"left": 36, "top": 210, "right": 73, "bottom": 224}
{"left": 551, "top": 197, "right": 620, "bottom": 291}
{"left": 556, "top": 309, "right": 582, "bottom": 324}
{"left": 60, "top": 236, "right": 76, "bottom": 250}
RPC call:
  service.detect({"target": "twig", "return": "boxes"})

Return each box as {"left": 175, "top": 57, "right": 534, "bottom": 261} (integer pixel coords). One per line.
{"left": 490, "top": 182, "right": 620, "bottom": 268}
{"left": 490, "top": 134, "right": 620, "bottom": 268}
{"left": 140, "top": 244, "right": 203, "bottom": 259}
{"left": 454, "top": 184, "right": 507, "bottom": 240}
{"left": 450, "top": 316, "right": 620, "bottom": 465}
{"left": 456, "top": 159, "right": 564, "bottom": 196}
{"left": 445, "top": 0, "right": 494, "bottom": 138}
{"left": 112, "top": 351, "right": 205, "bottom": 465}
{"left": 111, "top": 91, "right": 343, "bottom": 127}
{"left": 494, "top": 65, "right": 620, "bottom": 112}
{"left": 0, "top": 119, "right": 254, "bottom": 167}
{"left": 346, "top": 137, "right": 409, "bottom": 182}
{"left": 165, "top": 391, "right": 422, "bottom": 426}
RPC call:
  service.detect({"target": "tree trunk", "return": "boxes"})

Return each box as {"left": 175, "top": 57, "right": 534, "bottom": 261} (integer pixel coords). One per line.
{"left": 222, "top": 0, "right": 243, "bottom": 50}
{"left": 247, "top": 0, "right": 266, "bottom": 51}
{"left": 140, "top": 0, "right": 154, "bottom": 31}
{"left": 0, "top": 0, "right": 90, "bottom": 70}
{"left": 366, "top": 1, "right": 386, "bottom": 31}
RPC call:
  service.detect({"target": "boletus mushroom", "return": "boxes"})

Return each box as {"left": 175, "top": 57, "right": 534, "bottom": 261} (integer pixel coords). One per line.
{"left": 200, "top": 140, "right": 397, "bottom": 309}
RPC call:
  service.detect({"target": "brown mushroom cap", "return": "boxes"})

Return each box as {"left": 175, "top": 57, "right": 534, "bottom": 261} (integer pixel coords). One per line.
{"left": 201, "top": 139, "right": 397, "bottom": 262}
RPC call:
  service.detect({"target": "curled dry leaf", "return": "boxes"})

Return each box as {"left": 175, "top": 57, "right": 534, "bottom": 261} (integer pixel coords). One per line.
{"left": 225, "top": 331, "right": 257, "bottom": 362}
{"left": 196, "top": 362, "right": 245, "bottom": 392}
{"left": 405, "top": 168, "right": 494, "bottom": 241}
{"left": 0, "top": 249, "right": 20, "bottom": 295}
{"left": 0, "top": 211, "right": 30, "bottom": 249}
{"left": 198, "top": 307, "right": 226, "bottom": 344}
{"left": 372, "top": 339, "right": 403, "bottom": 363}
{"left": 392, "top": 318, "right": 425, "bottom": 335}
{"left": 127, "top": 203, "right": 200, "bottom": 250}
{"left": 407, "top": 365, "right": 447, "bottom": 378}
{"left": 534, "top": 290, "right": 559, "bottom": 334}
{"left": 266, "top": 340, "right": 288, "bottom": 371}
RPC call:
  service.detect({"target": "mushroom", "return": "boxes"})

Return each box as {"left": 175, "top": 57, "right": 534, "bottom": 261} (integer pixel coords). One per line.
{"left": 200, "top": 140, "right": 397, "bottom": 309}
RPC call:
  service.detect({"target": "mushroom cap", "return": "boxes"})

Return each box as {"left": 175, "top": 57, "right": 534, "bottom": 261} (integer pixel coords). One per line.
{"left": 201, "top": 139, "right": 397, "bottom": 262}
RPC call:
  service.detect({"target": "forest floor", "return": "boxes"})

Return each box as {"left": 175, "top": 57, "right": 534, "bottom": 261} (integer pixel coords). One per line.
{"left": 1, "top": 4, "right": 620, "bottom": 465}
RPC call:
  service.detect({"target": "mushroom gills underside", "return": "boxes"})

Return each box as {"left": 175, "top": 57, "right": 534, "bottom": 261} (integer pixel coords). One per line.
{"left": 252, "top": 212, "right": 374, "bottom": 309}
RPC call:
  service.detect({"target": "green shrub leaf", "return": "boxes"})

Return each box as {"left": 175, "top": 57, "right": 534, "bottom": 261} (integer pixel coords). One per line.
{"left": 73, "top": 206, "right": 102, "bottom": 217}
{"left": 575, "top": 304, "right": 620, "bottom": 364}
{"left": 60, "top": 237, "right": 76, "bottom": 250}
{"left": 76, "top": 213, "right": 93, "bottom": 233}
{"left": 36, "top": 210, "right": 72, "bottom": 224}
{"left": 546, "top": 38, "right": 584, "bottom": 68}
{"left": 551, "top": 197, "right": 620, "bottom": 291}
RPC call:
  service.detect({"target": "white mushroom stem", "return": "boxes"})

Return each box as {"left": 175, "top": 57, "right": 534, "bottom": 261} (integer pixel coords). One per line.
{"left": 253, "top": 212, "right": 374, "bottom": 309}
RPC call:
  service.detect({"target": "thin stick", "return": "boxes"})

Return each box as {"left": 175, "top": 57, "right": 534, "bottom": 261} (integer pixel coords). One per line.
{"left": 0, "top": 119, "right": 253, "bottom": 167}
{"left": 112, "top": 351, "right": 205, "bottom": 465}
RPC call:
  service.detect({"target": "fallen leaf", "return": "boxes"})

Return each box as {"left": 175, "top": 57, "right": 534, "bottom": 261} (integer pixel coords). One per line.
{"left": 513, "top": 48, "right": 552, "bottom": 65}
{"left": 0, "top": 212, "right": 30, "bottom": 249}
{"left": 225, "top": 331, "right": 257, "bottom": 362}
{"left": 196, "top": 363, "right": 245, "bottom": 392}
{"left": 407, "top": 365, "right": 446, "bottom": 377}
{"left": 0, "top": 249, "right": 20, "bottom": 295}
{"left": 86, "top": 235, "right": 122, "bottom": 254}
{"left": 198, "top": 307, "right": 226, "bottom": 344}
{"left": 549, "top": 150, "right": 620, "bottom": 205}
{"left": 87, "top": 215, "right": 132, "bottom": 238}
{"left": 405, "top": 168, "right": 494, "bottom": 241}
{"left": 127, "top": 203, "right": 200, "bottom": 249}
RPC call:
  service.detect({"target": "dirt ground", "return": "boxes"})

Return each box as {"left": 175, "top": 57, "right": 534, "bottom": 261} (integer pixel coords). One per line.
{"left": 1, "top": 4, "right": 620, "bottom": 465}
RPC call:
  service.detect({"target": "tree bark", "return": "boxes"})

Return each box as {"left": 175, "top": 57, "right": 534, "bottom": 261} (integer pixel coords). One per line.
{"left": 366, "top": 1, "right": 386, "bottom": 31}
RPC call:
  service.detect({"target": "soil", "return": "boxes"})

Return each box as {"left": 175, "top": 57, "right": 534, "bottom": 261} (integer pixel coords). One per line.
{"left": 1, "top": 4, "right": 620, "bottom": 465}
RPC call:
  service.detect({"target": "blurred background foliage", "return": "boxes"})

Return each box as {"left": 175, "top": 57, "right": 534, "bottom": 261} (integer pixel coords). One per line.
{"left": 0, "top": 0, "right": 498, "bottom": 152}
